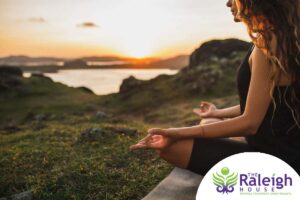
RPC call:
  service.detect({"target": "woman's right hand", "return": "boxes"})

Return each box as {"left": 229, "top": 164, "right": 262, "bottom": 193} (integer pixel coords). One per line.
{"left": 193, "top": 101, "right": 218, "bottom": 118}
{"left": 129, "top": 133, "right": 176, "bottom": 151}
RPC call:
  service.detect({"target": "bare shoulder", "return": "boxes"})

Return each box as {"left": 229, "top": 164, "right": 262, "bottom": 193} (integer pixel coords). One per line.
{"left": 248, "top": 33, "right": 278, "bottom": 72}
{"left": 248, "top": 46, "right": 272, "bottom": 72}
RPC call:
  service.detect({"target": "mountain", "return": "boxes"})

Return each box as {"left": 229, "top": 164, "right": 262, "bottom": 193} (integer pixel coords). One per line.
{"left": 80, "top": 56, "right": 130, "bottom": 62}
{"left": 0, "top": 55, "right": 65, "bottom": 66}
{"left": 146, "top": 55, "right": 189, "bottom": 69}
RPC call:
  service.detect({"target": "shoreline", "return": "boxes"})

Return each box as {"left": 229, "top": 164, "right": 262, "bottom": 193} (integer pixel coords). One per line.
{"left": 1, "top": 64, "right": 182, "bottom": 73}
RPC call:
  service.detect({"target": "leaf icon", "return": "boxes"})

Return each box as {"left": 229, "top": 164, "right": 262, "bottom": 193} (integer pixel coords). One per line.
{"left": 226, "top": 172, "right": 238, "bottom": 187}
{"left": 213, "top": 173, "right": 225, "bottom": 187}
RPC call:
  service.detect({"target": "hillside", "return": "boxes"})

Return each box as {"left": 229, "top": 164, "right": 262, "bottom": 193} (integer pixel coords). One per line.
{"left": 0, "top": 38, "right": 251, "bottom": 199}
{"left": 100, "top": 38, "right": 251, "bottom": 114}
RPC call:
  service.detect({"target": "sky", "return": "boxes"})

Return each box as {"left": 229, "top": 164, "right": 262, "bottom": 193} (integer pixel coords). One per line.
{"left": 0, "top": 0, "right": 250, "bottom": 59}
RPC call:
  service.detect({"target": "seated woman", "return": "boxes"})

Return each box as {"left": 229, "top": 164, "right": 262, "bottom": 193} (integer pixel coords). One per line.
{"left": 130, "top": 0, "right": 300, "bottom": 175}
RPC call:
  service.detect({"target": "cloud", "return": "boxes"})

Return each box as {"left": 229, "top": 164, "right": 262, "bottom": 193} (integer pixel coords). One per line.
{"left": 28, "top": 17, "right": 46, "bottom": 23}
{"left": 77, "top": 22, "right": 99, "bottom": 28}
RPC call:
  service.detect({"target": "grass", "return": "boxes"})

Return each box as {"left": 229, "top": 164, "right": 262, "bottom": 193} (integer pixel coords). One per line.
{"left": 0, "top": 117, "right": 172, "bottom": 199}
{"left": 0, "top": 73, "right": 240, "bottom": 199}
{"left": 0, "top": 75, "right": 175, "bottom": 199}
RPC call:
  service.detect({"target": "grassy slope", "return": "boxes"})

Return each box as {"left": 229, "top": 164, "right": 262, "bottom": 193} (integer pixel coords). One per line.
{"left": 0, "top": 76, "right": 172, "bottom": 199}
{"left": 0, "top": 74, "right": 240, "bottom": 199}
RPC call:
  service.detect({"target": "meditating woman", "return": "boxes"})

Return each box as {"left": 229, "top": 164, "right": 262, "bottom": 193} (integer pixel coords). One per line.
{"left": 130, "top": 0, "right": 300, "bottom": 175}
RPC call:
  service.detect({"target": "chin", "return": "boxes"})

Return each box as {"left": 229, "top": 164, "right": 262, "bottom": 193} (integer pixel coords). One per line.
{"left": 233, "top": 17, "right": 241, "bottom": 22}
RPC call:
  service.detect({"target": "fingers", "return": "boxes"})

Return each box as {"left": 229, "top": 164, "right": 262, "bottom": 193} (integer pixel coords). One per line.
{"left": 129, "top": 143, "right": 148, "bottom": 150}
{"left": 129, "top": 134, "right": 158, "bottom": 151}
{"left": 138, "top": 134, "right": 152, "bottom": 143}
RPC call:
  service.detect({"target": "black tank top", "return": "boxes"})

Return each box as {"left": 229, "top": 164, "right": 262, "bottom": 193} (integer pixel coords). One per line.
{"left": 236, "top": 45, "right": 300, "bottom": 167}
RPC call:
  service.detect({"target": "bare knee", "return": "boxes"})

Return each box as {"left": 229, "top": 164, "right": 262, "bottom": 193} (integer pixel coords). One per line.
{"left": 156, "top": 139, "right": 194, "bottom": 169}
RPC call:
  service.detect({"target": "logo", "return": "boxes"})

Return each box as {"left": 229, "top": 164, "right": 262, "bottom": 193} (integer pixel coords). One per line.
{"left": 196, "top": 153, "right": 300, "bottom": 200}
{"left": 212, "top": 167, "right": 238, "bottom": 194}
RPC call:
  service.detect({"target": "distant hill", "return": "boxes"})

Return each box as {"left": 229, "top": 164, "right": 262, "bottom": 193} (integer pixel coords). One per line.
{"left": 79, "top": 56, "right": 130, "bottom": 62}
{"left": 0, "top": 55, "right": 65, "bottom": 66}
{"left": 146, "top": 55, "right": 189, "bottom": 69}
{"left": 0, "top": 54, "right": 188, "bottom": 69}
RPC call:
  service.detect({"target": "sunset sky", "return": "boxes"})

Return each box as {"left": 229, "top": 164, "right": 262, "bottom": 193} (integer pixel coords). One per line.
{"left": 0, "top": 0, "right": 249, "bottom": 59}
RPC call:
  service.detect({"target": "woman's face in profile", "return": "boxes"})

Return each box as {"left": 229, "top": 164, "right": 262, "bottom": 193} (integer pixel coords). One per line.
{"left": 226, "top": 0, "right": 241, "bottom": 22}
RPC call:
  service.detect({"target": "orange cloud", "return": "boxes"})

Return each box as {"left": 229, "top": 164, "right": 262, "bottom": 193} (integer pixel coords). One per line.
{"left": 77, "top": 22, "right": 99, "bottom": 28}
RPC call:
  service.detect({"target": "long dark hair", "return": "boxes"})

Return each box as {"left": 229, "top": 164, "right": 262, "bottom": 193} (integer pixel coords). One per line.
{"left": 237, "top": 0, "right": 300, "bottom": 129}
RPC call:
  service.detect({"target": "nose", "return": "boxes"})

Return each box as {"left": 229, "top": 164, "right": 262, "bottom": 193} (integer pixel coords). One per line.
{"left": 226, "top": 0, "right": 232, "bottom": 7}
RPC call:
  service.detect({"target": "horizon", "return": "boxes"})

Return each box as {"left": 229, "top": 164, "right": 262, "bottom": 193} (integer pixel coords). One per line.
{"left": 0, "top": 0, "right": 250, "bottom": 59}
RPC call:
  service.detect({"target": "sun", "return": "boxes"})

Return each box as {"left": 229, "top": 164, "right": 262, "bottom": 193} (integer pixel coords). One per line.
{"left": 125, "top": 48, "right": 152, "bottom": 59}
{"left": 121, "top": 42, "right": 154, "bottom": 59}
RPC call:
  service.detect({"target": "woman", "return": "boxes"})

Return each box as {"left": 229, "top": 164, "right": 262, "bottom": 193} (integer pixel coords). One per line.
{"left": 130, "top": 0, "right": 300, "bottom": 175}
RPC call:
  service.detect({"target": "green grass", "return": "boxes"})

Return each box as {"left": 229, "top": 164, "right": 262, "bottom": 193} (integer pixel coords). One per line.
{"left": 0, "top": 118, "right": 172, "bottom": 199}
{"left": 0, "top": 75, "right": 174, "bottom": 199}
{"left": 0, "top": 72, "right": 240, "bottom": 199}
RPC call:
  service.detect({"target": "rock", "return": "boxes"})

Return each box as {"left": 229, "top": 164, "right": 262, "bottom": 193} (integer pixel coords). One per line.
{"left": 142, "top": 167, "right": 203, "bottom": 200}
{"left": 0, "top": 66, "right": 23, "bottom": 77}
{"left": 80, "top": 127, "right": 138, "bottom": 141}
{"left": 77, "top": 86, "right": 94, "bottom": 94}
{"left": 119, "top": 76, "right": 144, "bottom": 93}
{"left": 80, "top": 128, "right": 106, "bottom": 141}
{"left": 0, "top": 67, "right": 22, "bottom": 91}
{"left": 95, "top": 111, "right": 108, "bottom": 119}
{"left": 32, "top": 123, "right": 47, "bottom": 131}
{"left": 2, "top": 125, "right": 21, "bottom": 133}
{"left": 106, "top": 127, "right": 138, "bottom": 137}
{"left": 10, "top": 190, "right": 33, "bottom": 200}
{"left": 34, "top": 114, "right": 47, "bottom": 121}
{"left": 189, "top": 39, "right": 251, "bottom": 68}
{"left": 31, "top": 72, "right": 53, "bottom": 81}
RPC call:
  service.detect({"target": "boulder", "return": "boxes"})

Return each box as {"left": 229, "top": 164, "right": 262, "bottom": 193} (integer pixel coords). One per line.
{"left": 34, "top": 114, "right": 47, "bottom": 121}
{"left": 2, "top": 125, "right": 21, "bottom": 133}
{"left": 95, "top": 111, "right": 108, "bottom": 119}
{"left": 77, "top": 86, "right": 94, "bottom": 94}
{"left": 188, "top": 39, "right": 251, "bottom": 68}
{"left": 106, "top": 127, "right": 138, "bottom": 137}
{"left": 0, "top": 67, "right": 23, "bottom": 91}
{"left": 0, "top": 66, "right": 23, "bottom": 77}
{"left": 142, "top": 167, "right": 203, "bottom": 200}
{"left": 80, "top": 127, "right": 138, "bottom": 141}
{"left": 80, "top": 128, "right": 106, "bottom": 141}
{"left": 119, "top": 76, "right": 144, "bottom": 93}
{"left": 10, "top": 190, "right": 33, "bottom": 200}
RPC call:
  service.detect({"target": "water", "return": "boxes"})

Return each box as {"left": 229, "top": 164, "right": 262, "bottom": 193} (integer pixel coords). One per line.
{"left": 26, "top": 69, "right": 178, "bottom": 95}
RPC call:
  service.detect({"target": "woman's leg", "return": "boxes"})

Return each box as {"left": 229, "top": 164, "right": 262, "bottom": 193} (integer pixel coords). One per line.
{"left": 157, "top": 118, "right": 224, "bottom": 169}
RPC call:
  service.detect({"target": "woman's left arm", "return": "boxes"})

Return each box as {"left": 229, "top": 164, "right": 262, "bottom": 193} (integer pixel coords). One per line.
{"left": 154, "top": 47, "right": 274, "bottom": 138}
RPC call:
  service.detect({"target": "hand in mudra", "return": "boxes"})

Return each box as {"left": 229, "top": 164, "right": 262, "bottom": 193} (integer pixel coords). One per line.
{"left": 129, "top": 132, "right": 175, "bottom": 151}
{"left": 193, "top": 101, "right": 217, "bottom": 118}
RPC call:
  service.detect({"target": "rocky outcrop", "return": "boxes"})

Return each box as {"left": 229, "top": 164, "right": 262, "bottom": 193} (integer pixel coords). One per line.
{"left": 114, "top": 39, "right": 251, "bottom": 112}
{"left": 0, "top": 66, "right": 23, "bottom": 77}
{"left": 0, "top": 66, "right": 23, "bottom": 91}
{"left": 79, "top": 127, "right": 138, "bottom": 141}
{"left": 188, "top": 39, "right": 251, "bottom": 68}
{"left": 120, "top": 76, "right": 145, "bottom": 93}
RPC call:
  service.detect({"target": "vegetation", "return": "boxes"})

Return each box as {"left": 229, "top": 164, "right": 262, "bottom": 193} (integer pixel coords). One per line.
{"left": 0, "top": 39, "right": 248, "bottom": 199}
